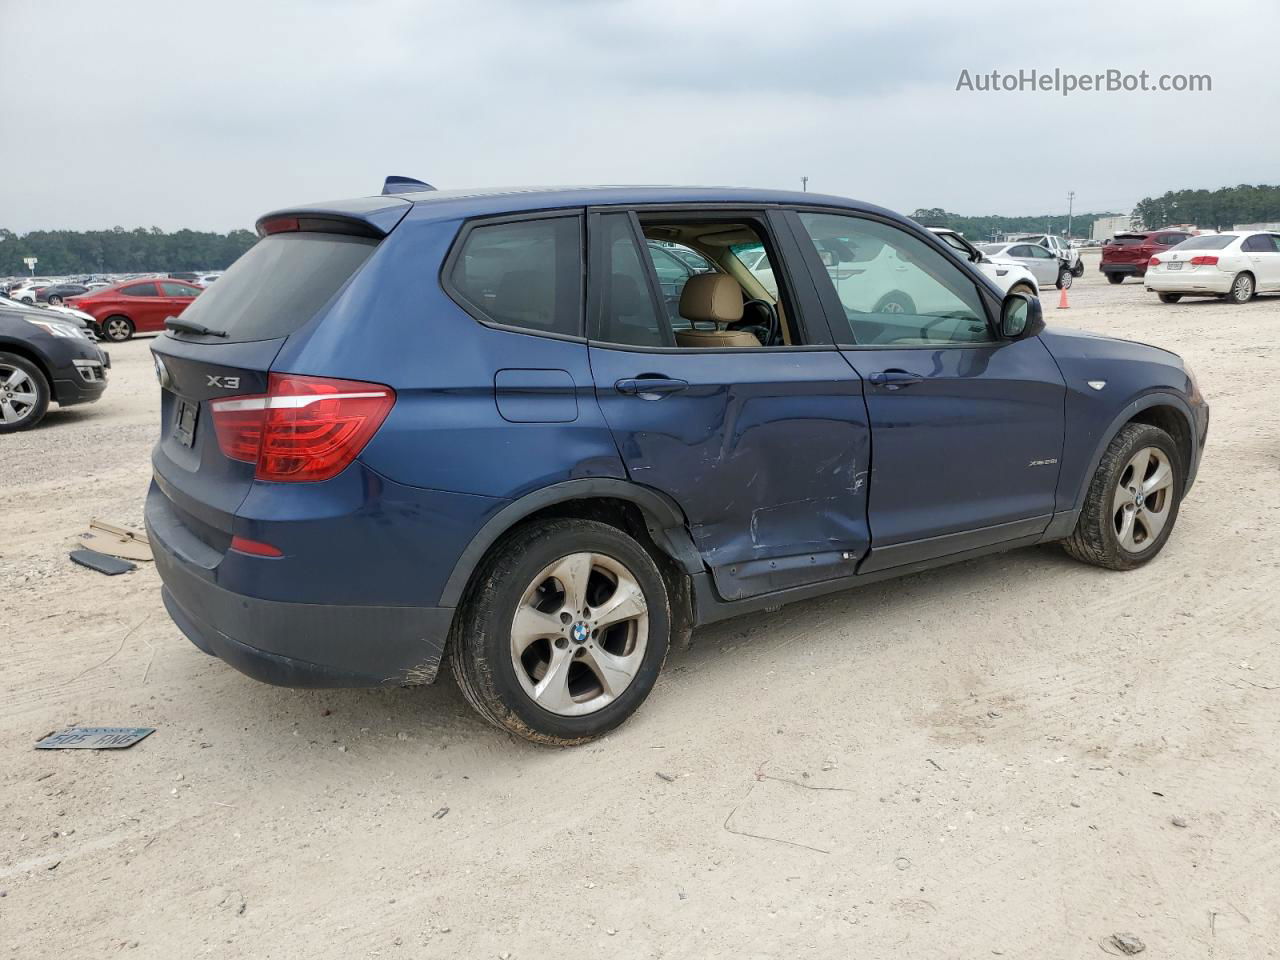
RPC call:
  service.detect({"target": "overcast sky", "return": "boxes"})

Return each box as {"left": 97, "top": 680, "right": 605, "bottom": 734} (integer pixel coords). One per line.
{"left": 3, "top": 0, "right": 1277, "bottom": 233}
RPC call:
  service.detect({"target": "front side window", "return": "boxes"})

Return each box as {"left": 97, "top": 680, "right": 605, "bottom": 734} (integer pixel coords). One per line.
{"left": 121, "top": 282, "right": 158, "bottom": 297}
{"left": 449, "top": 216, "right": 582, "bottom": 337}
{"left": 796, "top": 212, "right": 991, "bottom": 346}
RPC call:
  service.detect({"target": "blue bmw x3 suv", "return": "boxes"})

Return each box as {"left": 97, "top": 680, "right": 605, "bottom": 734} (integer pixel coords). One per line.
{"left": 147, "top": 181, "right": 1208, "bottom": 744}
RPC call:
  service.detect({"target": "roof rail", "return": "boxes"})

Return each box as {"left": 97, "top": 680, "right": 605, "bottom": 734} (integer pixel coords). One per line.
{"left": 382, "top": 176, "right": 436, "bottom": 196}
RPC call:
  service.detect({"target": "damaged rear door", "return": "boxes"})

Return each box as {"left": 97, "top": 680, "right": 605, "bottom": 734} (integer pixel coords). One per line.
{"left": 586, "top": 207, "right": 871, "bottom": 601}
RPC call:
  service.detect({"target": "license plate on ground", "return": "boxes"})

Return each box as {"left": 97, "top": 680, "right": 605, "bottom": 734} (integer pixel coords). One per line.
{"left": 35, "top": 727, "right": 155, "bottom": 750}
{"left": 1167, "top": 261, "right": 1182, "bottom": 270}
{"left": 174, "top": 398, "right": 199, "bottom": 447}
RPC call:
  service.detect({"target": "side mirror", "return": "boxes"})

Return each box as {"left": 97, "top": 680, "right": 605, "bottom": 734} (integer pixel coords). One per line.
{"left": 1000, "top": 291, "right": 1044, "bottom": 340}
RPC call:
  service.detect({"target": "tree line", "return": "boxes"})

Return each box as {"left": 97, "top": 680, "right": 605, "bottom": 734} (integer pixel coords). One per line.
{"left": 909, "top": 209, "right": 1124, "bottom": 241}
{"left": 0, "top": 226, "right": 258, "bottom": 277}
{"left": 1132, "top": 184, "right": 1280, "bottom": 232}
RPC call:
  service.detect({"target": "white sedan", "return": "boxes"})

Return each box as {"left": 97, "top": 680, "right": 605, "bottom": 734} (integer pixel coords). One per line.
{"left": 1145, "top": 231, "right": 1280, "bottom": 304}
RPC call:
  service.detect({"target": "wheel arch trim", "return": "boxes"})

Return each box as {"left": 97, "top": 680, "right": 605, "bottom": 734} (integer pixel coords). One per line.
{"left": 438, "top": 478, "right": 701, "bottom": 608}
{"left": 1069, "top": 390, "right": 1197, "bottom": 512}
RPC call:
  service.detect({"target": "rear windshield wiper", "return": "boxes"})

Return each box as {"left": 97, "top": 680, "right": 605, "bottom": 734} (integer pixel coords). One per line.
{"left": 165, "top": 317, "right": 227, "bottom": 337}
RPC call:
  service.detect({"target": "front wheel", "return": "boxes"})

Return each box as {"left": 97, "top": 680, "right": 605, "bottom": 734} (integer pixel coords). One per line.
{"left": 449, "top": 518, "right": 671, "bottom": 745}
{"left": 1056, "top": 268, "right": 1074, "bottom": 290}
{"left": 1158, "top": 293, "right": 1183, "bottom": 304}
{"left": 101, "top": 316, "right": 134, "bottom": 342}
{"left": 1008, "top": 282, "right": 1036, "bottom": 298}
{"left": 0, "top": 352, "right": 51, "bottom": 433}
{"left": 1062, "top": 423, "right": 1182, "bottom": 571}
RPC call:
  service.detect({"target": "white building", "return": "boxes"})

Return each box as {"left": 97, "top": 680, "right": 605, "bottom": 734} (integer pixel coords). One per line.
{"left": 1234, "top": 221, "right": 1280, "bottom": 231}
{"left": 1091, "top": 215, "right": 1136, "bottom": 242}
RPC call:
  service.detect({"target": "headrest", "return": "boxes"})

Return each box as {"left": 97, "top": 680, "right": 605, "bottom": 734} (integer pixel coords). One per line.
{"left": 679, "top": 273, "right": 743, "bottom": 325}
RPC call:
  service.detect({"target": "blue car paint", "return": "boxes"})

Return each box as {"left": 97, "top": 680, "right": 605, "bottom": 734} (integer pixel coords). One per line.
{"left": 146, "top": 185, "right": 1208, "bottom": 689}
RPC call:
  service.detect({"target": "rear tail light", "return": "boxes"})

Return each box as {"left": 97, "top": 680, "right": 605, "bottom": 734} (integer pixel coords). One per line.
{"left": 1148, "top": 256, "right": 1162, "bottom": 266}
{"left": 229, "top": 535, "right": 283, "bottom": 557}
{"left": 209, "top": 373, "right": 395, "bottom": 482}
{"left": 1190, "top": 255, "right": 1219, "bottom": 266}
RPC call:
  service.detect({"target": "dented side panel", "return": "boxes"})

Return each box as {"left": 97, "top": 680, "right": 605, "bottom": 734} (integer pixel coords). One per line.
{"left": 588, "top": 346, "right": 872, "bottom": 600}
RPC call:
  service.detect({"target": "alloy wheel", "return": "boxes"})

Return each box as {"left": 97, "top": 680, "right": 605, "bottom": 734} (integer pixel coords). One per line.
{"left": 1112, "top": 446, "right": 1174, "bottom": 553}
{"left": 0, "top": 364, "right": 39, "bottom": 425}
{"left": 105, "top": 318, "right": 131, "bottom": 341}
{"left": 509, "top": 551, "right": 649, "bottom": 717}
{"left": 1232, "top": 274, "right": 1253, "bottom": 302}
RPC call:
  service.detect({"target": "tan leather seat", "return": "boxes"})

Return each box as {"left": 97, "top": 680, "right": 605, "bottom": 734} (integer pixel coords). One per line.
{"left": 674, "top": 274, "right": 760, "bottom": 348}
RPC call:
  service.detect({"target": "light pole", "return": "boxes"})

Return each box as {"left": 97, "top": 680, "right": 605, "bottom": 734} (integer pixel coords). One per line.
{"left": 1066, "top": 190, "right": 1075, "bottom": 239}
{"left": 801, "top": 176, "right": 808, "bottom": 193}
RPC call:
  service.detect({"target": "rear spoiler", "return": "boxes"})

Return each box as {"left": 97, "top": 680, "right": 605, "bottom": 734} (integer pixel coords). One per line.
{"left": 254, "top": 195, "right": 413, "bottom": 239}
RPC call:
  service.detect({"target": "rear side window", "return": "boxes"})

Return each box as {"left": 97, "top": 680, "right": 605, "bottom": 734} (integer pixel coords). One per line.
{"left": 160, "top": 281, "right": 200, "bottom": 297}
{"left": 449, "top": 216, "right": 582, "bottom": 338}
{"left": 177, "top": 232, "right": 376, "bottom": 342}
{"left": 122, "top": 283, "right": 158, "bottom": 297}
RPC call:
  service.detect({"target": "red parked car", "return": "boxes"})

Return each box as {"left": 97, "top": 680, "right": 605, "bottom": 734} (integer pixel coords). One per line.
{"left": 1100, "top": 230, "right": 1193, "bottom": 285}
{"left": 67, "top": 278, "right": 202, "bottom": 342}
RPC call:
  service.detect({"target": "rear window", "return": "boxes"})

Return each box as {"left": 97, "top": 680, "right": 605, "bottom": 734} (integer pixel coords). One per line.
{"left": 1110, "top": 234, "right": 1147, "bottom": 246}
{"left": 176, "top": 232, "right": 376, "bottom": 342}
{"left": 1173, "top": 235, "right": 1234, "bottom": 251}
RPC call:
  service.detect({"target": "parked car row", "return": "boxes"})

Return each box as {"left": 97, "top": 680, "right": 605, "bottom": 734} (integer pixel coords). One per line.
{"left": 0, "top": 295, "right": 110, "bottom": 432}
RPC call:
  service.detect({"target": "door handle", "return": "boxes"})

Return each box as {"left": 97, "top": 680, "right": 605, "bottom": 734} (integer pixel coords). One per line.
{"left": 615, "top": 377, "right": 689, "bottom": 399}
{"left": 868, "top": 369, "right": 924, "bottom": 390}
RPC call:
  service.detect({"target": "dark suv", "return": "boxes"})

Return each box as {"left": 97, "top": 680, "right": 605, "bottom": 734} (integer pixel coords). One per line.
{"left": 147, "top": 182, "right": 1209, "bottom": 744}
{"left": 0, "top": 297, "right": 109, "bottom": 431}
{"left": 1101, "top": 230, "right": 1193, "bottom": 283}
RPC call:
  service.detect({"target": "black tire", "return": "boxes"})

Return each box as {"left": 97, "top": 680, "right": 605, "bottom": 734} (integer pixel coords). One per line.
{"left": 1227, "top": 272, "right": 1255, "bottom": 304}
{"left": 1056, "top": 268, "right": 1074, "bottom": 290}
{"left": 1062, "top": 422, "right": 1183, "bottom": 571}
{"left": 0, "top": 351, "right": 51, "bottom": 433}
{"left": 1106, "top": 273, "right": 1125, "bottom": 285}
{"left": 47, "top": 295, "right": 63, "bottom": 306}
{"left": 1158, "top": 293, "right": 1183, "bottom": 304}
{"left": 1071, "top": 261, "right": 1084, "bottom": 278}
{"left": 101, "top": 315, "right": 134, "bottom": 342}
{"left": 449, "top": 518, "right": 672, "bottom": 745}
{"left": 873, "top": 291, "right": 916, "bottom": 315}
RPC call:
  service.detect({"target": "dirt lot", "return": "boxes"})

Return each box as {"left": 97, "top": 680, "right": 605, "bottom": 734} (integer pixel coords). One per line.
{"left": 3, "top": 253, "right": 1278, "bottom": 959}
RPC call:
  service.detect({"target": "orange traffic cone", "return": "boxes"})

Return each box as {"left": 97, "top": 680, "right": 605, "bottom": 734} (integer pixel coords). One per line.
{"left": 1057, "top": 284, "right": 1070, "bottom": 309}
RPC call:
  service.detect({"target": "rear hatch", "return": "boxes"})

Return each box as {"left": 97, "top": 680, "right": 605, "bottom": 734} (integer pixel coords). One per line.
{"left": 150, "top": 206, "right": 405, "bottom": 560}
{"left": 1103, "top": 233, "right": 1149, "bottom": 264}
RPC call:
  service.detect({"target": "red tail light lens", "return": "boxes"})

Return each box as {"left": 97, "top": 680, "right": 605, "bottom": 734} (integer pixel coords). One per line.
{"left": 1148, "top": 256, "right": 1162, "bottom": 266}
{"left": 209, "top": 374, "right": 395, "bottom": 482}
{"left": 258, "top": 216, "right": 300, "bottom": 235}
{"left": 1189, "top": 255, "right": 1219, "bottom": 266}
{"left": 229, "top": 535, "right": 283, "bottom": 557}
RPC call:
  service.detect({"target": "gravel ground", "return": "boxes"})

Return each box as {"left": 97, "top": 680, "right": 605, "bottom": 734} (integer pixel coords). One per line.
{"left": 2, "top": 253, "right": 1278, "bottom": 959}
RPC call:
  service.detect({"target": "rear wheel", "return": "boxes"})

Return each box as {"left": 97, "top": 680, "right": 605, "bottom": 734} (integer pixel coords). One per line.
{"left": 102, "top": 316, "right": 134, "bottom": 342}
{"left": 1062, "top": 423, "right": 1181, "bottom": 571}
{"left": 0, "top": 352, "right": 51, "bottom": 433}
{"left": 1227, "top": 272, "right": 1255, "bottom": 304}
{"left": 1158, "top": 293, "right": 1183, "bottom": 304}
{"left": 873, "top": 291, "right": 916, "bottom": 314}
{"left": 449, "top": 518, "right": 671, "bottom": 745}
{"left": 1106, "top": 273, "right": 1125, "bottom": 285}
{"left": 47, "top": 295, "right": 64, "bottom": 306}
{"left": 1071, "top": 261, "right": 1084, "bottom": 277}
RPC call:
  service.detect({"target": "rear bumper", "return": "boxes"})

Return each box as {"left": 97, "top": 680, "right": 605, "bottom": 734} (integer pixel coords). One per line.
{"left": 1145, "top": 271, "right": 1233, "bottom": 294}
{"left": 147, "top": 488, "right": 454, "bottom": 688}
{"left": 1102, "top": 262, "right": 1146, "bottom": 276}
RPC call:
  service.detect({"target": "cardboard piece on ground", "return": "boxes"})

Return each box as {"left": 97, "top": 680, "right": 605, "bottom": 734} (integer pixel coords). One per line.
{"left": 70, "top": 548, "right": 137, "bottom": 576}
{"left": 35, "top": 727, "right": 155, "bottom": 750}
{"left": 73, "top": 519, "right": 152, "bottom": 561}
